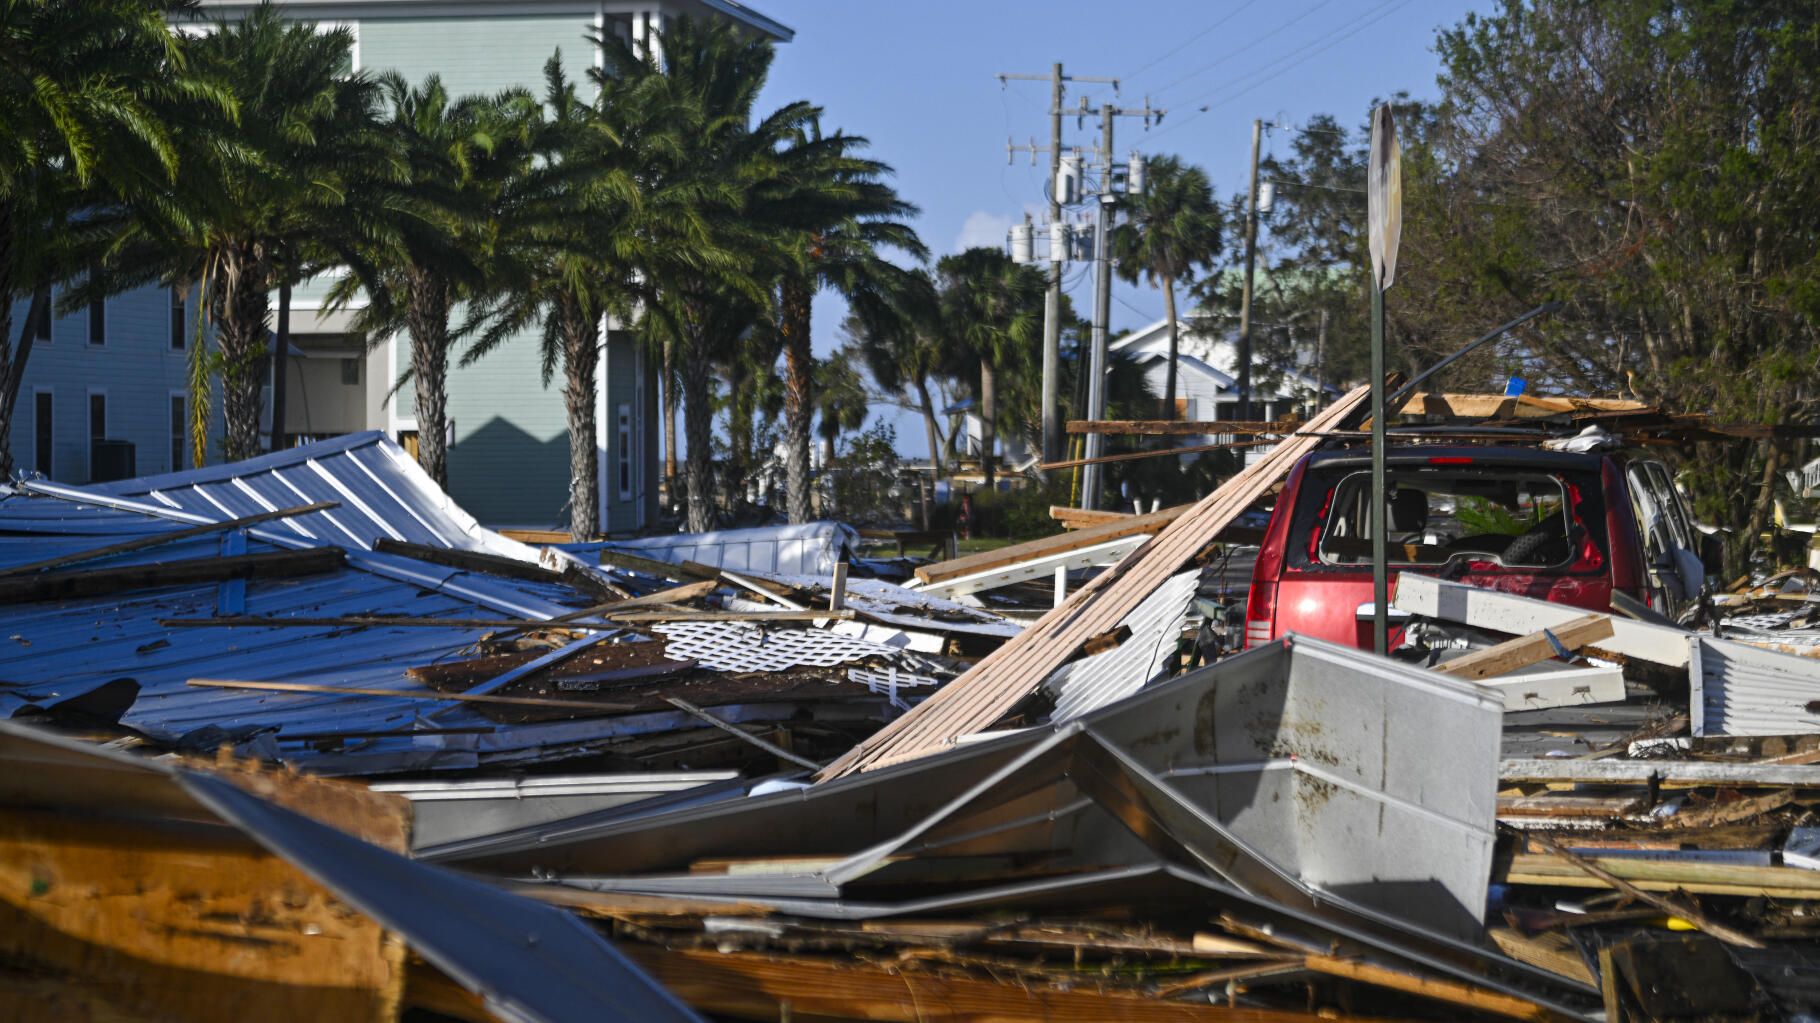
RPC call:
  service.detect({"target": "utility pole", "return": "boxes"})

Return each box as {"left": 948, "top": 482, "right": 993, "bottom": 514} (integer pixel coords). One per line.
{"left": 999, "top": 67, "right": 1118, "bottom": 467}
{"left": 1081, "top": 104, "right": 1117, "bottom": 510}
{"left": 1235, "top": 118, "right": 1263, "bottom": 423}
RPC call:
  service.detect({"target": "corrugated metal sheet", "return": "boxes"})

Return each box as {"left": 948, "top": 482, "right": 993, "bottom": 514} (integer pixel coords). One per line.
{"left": 1044, "top": 570, "right": 1198, "bottom": 721}
{"left": 582, "top": 522, "right": 858, "bottom": 576}
{"left": 1693, "top": 635, "right": 1820, "bottom": 736}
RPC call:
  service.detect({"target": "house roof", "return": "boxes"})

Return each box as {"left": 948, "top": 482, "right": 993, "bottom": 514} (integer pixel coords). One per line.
{"left": 194, "top": 0, "right": 794, "bottom": 42}
{"left": 1112, "top": 316, "right": 1329, "bottom": 395}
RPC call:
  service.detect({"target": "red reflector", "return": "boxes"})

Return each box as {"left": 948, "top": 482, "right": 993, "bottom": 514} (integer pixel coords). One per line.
{"left": 1427, "top": 456, "right": 1474, "bottom": 465}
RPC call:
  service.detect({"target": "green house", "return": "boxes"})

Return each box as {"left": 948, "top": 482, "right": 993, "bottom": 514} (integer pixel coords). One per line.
{"left": 191, "top": 0, "right": 793, "bottom": 532}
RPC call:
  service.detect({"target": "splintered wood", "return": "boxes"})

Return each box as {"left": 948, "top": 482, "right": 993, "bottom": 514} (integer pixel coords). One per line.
{"left": 821, "top": 385, "right": 1371, "bottom": 779}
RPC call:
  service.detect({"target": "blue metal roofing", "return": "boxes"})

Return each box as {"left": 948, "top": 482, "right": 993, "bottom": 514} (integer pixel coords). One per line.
{"left": 0, "top": 434, "right": 807, "bottom": 775}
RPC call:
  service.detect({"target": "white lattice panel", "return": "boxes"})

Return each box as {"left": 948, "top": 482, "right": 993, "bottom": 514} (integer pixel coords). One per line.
{"left": 654, "top": 621, "right": 897, "bottom": 673}
{"left": 847, "top": 667, "right": 941, "bottom": 710}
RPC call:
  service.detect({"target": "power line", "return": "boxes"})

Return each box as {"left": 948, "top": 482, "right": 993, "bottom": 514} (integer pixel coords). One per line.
{"left": 1120, "top": 0, "right": 1263, "bottom": 84}
{"left": 1141, "top": 0, "right": 1416, "bottom": 147}
{"left": 1149, "top": 0, "right": 1341, "bottom": 98}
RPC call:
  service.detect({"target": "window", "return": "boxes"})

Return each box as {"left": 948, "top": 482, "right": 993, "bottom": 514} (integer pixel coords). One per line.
{"left": 86, "top": 269, "right": 105, "bottom": 345}
{"left": 32, "top": 285, "right": 51, "bottom": 342}
{"left": 33, "top": 391, "right": 52, "bottom": 475}
{"left": 616, "top": 403, "right": 634, "bottom": 500}
{"left": 1302, "top": 465, "right": 1606, "bottom": 573}
{"left": 340, "top": 357, "right": 360, "bottom": 386}
{"left": 89, "top": 392, "right": 107, "bottom": 446}
{"left": 170, "top": 287, "right": 186, "bottom": 349}
{"left": 312, "top": 21, "right": 358, "bottom": 76}
{"left": 170, "top": 394, "right": 187, "bottom": 471}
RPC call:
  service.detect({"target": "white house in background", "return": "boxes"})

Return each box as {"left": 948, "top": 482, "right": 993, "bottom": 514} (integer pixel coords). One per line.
{"left": 942, "top": 398, "right": 1036, "bottom": 477}
{"left": 1110, "top": 316, "right": 1331, "bottom": 422}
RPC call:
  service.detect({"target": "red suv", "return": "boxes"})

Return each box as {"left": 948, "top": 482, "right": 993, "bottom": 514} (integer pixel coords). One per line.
{"left": 1244, "top": 446, "right": 1707, "bottom": 650}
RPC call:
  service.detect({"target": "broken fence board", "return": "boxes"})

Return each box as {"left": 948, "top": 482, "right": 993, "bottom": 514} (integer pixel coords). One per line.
{"left": 914, "top": 504, "right": 1188, "bottom": 586}
{"left": 1432, "top": 614, "right": 1613, "bottom": 680}
{"left": 1481, "top": 665, "right": 1626, "bottom": 711}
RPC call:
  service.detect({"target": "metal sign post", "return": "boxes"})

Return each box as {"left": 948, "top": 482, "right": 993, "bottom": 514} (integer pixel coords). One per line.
{"left": 1367, "top": 104, "right": 1402, "bottom": 655}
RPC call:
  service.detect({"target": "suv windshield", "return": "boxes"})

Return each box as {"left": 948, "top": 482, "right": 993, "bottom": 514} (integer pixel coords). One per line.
{"left": 1290, "top": 461, "right": 1610, "bottom": 574}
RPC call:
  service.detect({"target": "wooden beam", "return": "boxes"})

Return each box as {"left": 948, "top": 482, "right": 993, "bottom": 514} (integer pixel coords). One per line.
{"left": 1040, "top": 438, "right": 1278, "bottom": 472}
{"left": 0, "top": 500, "right": 339, "bottom": 579}
{"left": 158, "top": 580, "right": 719, "bottom": 632}
{"left": 1392, "top": 574, "right": 1692, "bottom": 668}
{"left": 186, "top": 678, "right": 636, "bottom": 714}
{"left": 607, "top": 609, "right": 854, "bottom": 623}
{"left": 0, "top": 547, "right": 345, "bottom": 604}
{"left": 916, "top": 504, "right": 1189, "bottom": 586}
{"left": 1067, "top": 419, "right": 1300, "bottom": 436}
{"left": 592, "top": 548, "right": 717, "bottom": 581}
{"left": 663, "top": 697, "right": 823, "bottom": 771}
{"left": 373, "top": 537, "right": 566, "bottom": 584}
{"left": 1430, "top": 613, "right": 1614, "bottom": 680}
{"left": 1301, "top": 954, "right": 1554, "bottom": 1022}
{"left": 620, "top": 945, "right": 1348, "bottom": 1023}
{"left": 1522, "top": 833, "right": 1764, "bottom": 947}
{"left": 1049, "top": 505, "right": 1130, "bottom": 528}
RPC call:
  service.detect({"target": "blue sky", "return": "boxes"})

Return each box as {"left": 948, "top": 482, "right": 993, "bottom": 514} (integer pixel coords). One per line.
{"left": 752, "top": 0, "right": 1483, "bottom": 447}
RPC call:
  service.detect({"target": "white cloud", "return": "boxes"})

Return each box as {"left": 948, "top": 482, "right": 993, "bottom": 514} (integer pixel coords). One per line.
{"left": 952, "top": 210, "right": 1013, "bottom": 254}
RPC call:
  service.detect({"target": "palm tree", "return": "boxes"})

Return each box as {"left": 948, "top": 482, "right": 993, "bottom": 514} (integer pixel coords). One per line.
{"left": 328, "top": 74, "right": 532, "bottom": 488}
{"left": 0, "top": 0, "right": 220, "bottom": 473}
{"left": 772, "top": 125, "right": 925, "bottom": 523}
{"left": 1110, "top": 154, "right": 1222, "bottom": 418}
{"left": 845, "top": 269, "right": 947, "bottom": 479}
{"left": 936, "top": 247, "right": 1045, "bottom": 488}
{"left": 107, "top": 6, "right": 392, "bottom": 463}
{"left": 813, "top": 350, "right": 871, "bottom": 470}
{"left": 595, "top": 16, "right": 817, "bottom": 533}
{"left": 463, "top": 55, "right": 645, "bottom": 539}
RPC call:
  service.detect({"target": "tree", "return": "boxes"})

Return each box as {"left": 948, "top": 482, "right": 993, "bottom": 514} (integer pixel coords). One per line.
{"left": 328, "top": 74, "right": 532, "bottom": 488}
{"left": 845, "top": 268, "right": 948, "bottom": 480}
{"left": 1110, "top": 154, "right": 1222, "bottom": 417}
{"left": 463, "top": 55, "right": 646, "bottom": 539}
{"left": 595, "top": 16, "right": 817, "bottom": 533}
{"left": 772, "top": 125, "right": 924, "bottom": 523}
{"left": 107, "top": 6, "right": 391, "bottom": 463}
{"left": 813, "top": 350, "right": 871, "bottom": 471}
{"left": 935, "top": 247, "right": 1045, "bottom": 488}
{"left": 0, "top": 0, "right": 219, "bottom": 473}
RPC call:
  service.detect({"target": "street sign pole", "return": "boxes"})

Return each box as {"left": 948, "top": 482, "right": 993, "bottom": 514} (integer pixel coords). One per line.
{"left": 1367, "top": 104, "right": 1402, "bottom": 656}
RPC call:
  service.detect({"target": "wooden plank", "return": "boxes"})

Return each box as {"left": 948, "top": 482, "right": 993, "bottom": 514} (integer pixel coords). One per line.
{"left": 0, "top": 500, "right": 339, "bottom": 579}
{"left": 157, "top": 580, "right": 719, "bottom": 632}
{"left": 0, "top": 808, "right": 404, "bottom": 1023}
{"left": 1522, "top": 834, "right": 1764, "bottom": 947}
{"left": 1481, "top": 665, "right": 1627, "bottom": 710}
{"left": 187, "top": 678, "right": 636, "bottom": 714}
{"left": 620, "top": 945, "right": 1352, "bottom": 1023}
{"left": 915, "top": 504, "right": 1189, "bottom": 586}
{"left": 1301, "top": 954, "right": 1555, "bottom": 1022}
{"left": 824, "top": 385, "right": 1371, "bottom": 780}
{"left": 0, "top": 547, "right": 345, "bottom": 604}
{"left": 1067, "top": 418, "right": 1301, "bottom": 436}
{"left": 1040, "top": 438, "right": 1279, "bottom": 472}
{"left": 1499, "top": 758, "right": 1820, "bottom": 787}
{"left": 608, "top": 609, "right": 854, "bottom": 623}
{"left": 1431, "top": 614, "right": 1614, "bottom": 680}
{"left": 372, "top": 537, "right": 565, "bottom": 584}
{"left": 1487, "top": 927, "right": 1597, "bottom": 987}
{"left": 593, "top": 548, "right": 717, "bottom": 581}
{"left": 1050, "top": 505, "right": 1131, "bottom": 528}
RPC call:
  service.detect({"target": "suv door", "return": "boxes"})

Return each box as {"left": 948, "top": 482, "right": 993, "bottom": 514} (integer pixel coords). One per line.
{"left": 1626, "top": 458, "right": 1705, "bottom": 614}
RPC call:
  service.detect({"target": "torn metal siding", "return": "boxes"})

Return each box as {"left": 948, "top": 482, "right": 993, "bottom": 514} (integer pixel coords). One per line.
{"left": 1693, "top": 635, "right": 1820, "bottom": 736}
{"left": 1044, "top": 569, "right": 1198, "bottom": 722}
{"left": 580, "top": 521, "right": 859, "bottom": 576}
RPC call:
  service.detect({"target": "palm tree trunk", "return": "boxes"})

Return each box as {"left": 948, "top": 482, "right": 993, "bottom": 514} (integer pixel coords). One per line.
{"left": 780, "top": 276, "right": 814, "bottom": 524}
{"left": 681, "top": 335, "right": 716, "bottom": 533}
{"left": 406, "top": 270, "right": 453, "bottom": 488}
{"left": 1162, "top": 273, "right": 1180, "bottom": 420}
{"left": 0, "top": 209, "right": 43, "bottom": 477}
{"left": 662, "top": 336, "right": 679, "bottom": 503}
{"left": 725, "top": 357, "right": 750, "bottom": 508}
{"left": 215, "top": 245, "right": 272, "bottom": 464}
{"left": 559, "top": 298, "right": 601, "bottom": 539}
{"left": 270, "top": 280, "right": 291, "bottom": 451}
{"left": 914, "top": 379, "right": 943, "bottom": 482}
{"left": 979, "top": 357, "right": 997, "bottom": 488}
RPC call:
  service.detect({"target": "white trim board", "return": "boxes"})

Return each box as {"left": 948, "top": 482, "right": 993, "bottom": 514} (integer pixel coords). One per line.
{"left": 1391, "top": 573, "right": 1691, "bottom": 668}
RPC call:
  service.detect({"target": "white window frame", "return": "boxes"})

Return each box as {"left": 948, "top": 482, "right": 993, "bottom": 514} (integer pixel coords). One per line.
{"left": 31, "top": 386, "right": 53, "bottom": 477}
{"left": 85, "top": 387, "right": 108, "bottom": 480}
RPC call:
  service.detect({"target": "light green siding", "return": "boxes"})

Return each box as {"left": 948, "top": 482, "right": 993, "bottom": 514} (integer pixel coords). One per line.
{"left": 358, "top": 14, "right": 598, "bottom": 98}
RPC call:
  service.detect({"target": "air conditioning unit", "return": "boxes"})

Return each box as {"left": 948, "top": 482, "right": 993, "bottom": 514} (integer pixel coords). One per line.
{"left": 90, "top": 439, "right": 136, "bottom": 483}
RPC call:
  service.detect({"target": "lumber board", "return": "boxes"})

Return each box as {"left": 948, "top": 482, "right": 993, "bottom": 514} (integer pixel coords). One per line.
{"left": 372, "top": 537, "right": 567, "bottom": 584}
{"left": 1050, "top": 505, "right": 1133, "bottom": 528}
{"left": 915, "top": 505, "right": 1188, "bottom": 585}
{"left": 593, "top": 548, "right": 717, "bottom": 581}
{"left": 187, "top": 678, "right": 636, "bottom": 714}
{"left": 1499, "top": 758, "right": 1820, "bottom": 787}
{"left": 621, "top": 945, "right": 1354, "bottom": 1023}
{"left": 823, "top": 385, "right": 1371, "bottom": 780}
{"left": 1301, "top": 954, "right": 1554, "bottom": 1022}
{"left": 607, "top": 609, "right": 854, "bottom": 623}
{"left": 1432, "top": 614, "right": 1614, "bottom": 680}
{"left": 0, "top": 547, "right": 345, "bottom": 604}
{"left": 0, "top": 500, "right": 338, "bottom": 579}
{"left": 1500, "top": 853, "right": 1820, "bottom": 900}
{"left": 1067, "top": 418, "right": 1301, "bottom": 436}
{"left": 1392, "top": 573, "right": 1692, "bottom": 668}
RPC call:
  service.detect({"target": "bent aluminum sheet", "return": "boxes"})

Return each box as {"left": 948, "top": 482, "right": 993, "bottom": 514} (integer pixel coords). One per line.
{"left": 579, "top": 521, "right": 859, "bottom": 576}
{"left": 0, "top": 722, "right": 701, "bottom": 1023}
{"left": 1693, "top": 634, "right": 1820, "bottom": 736}
{"left": 1044, "top": 569, "right": 1198, "bottom": 721}
{"left": 441, "top": 639, "right": 1590, "bottom": 1014}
